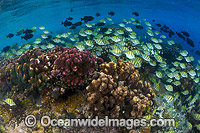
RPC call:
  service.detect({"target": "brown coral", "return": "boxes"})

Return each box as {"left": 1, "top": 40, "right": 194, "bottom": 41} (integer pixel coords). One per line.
{"left": 86, "top": 60, "right": 155, "bottom": 119}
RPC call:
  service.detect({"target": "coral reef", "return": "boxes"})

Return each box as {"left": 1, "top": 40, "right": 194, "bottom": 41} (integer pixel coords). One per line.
{"left": 0, "top": 57, "right": 18, "bottom": 98}
{"left": 6, "top": 46, "right": 103, "bottom": 100}
{"left": 0, "top": 46, "right": 103, "bottom": 132}
{"left": 86, "top": 60, "right": 155, "bottom": 119}
{"left": 52, "top": 47, "right": 98, "bottom": 89}
{"left": 9, "top": 48, "right": 44, "bottom": 94}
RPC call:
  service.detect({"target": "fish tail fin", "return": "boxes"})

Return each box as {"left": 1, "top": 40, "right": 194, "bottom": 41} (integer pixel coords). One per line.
{"left": 81, "top": 18, "right": 83, "bottom": 21}
{"left": 21, "top": 36, "right": 24, "bottom": 39}
{"left": 61, "top": 21, "right": 64, "bottom": 25}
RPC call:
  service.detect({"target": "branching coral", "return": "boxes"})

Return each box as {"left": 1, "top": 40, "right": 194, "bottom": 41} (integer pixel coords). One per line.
{"left": 52, "top": 47, "right": 100, "bottom": 89}
{"left": 9, "top": 48, "right": 43, "bottom": 94}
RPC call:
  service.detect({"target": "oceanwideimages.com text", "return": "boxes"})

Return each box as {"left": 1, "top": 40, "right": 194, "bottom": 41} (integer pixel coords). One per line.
{"left": 25, "top": 115, "right": 175, "bottom": 129}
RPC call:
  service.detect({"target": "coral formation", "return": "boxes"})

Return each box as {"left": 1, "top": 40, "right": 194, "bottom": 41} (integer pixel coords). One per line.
{"left": 5, "top": 46, "right": 103, "bottom": 100}
{"left": 86, "top": 60, "right": 155, "bottom": 119}
{"left": 52, "top": 47, "right": 98, "bottom": 88}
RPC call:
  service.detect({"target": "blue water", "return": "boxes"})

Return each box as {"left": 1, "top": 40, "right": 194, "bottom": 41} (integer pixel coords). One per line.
{"left": 0, "top": 0, "right": 200, "bottom": 60}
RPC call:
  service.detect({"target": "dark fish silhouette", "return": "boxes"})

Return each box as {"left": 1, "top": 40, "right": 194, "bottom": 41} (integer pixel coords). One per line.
{"left": 152, "top": 19, "right": 155, "bottom": 22}
{"left": 46, "top": 35, "right": 52, "bottom": 40}
{"left": 69, "top": 25, "right": 76, "bottom": 29}
{"left": 108, "top": 11, "right": 115, "bottom": 16}
{"left": 176, "top": 32, "right": 185, "bottom": 40}
{"left": 7, "top": 33, "right": 14, "bottom": 38}
{"left": 100, "top": 27, "right": 108, "bottom": 33}
{"left": 73, "top": 22, "right": 82, "bottom": 26}
{"left": 151, "top": 27, "right": 156, "bottom": 30}
{"left": 132, "top": 12, "right": 139, "bottom": 16}
{"left": 66, "top": 17, "right": 73, "bottom": 20}
{"left": 181, "top": 31, "right": 190, "bottom": 37}
{"left": 81, "top": 16, "right": 94, "bottom": 23}
{"left": 135, "top": 20, "right": 140, "bottom": 23}
{"left": 156, "top": 23, "right": 161, "bottom": 27}
{"left": 168, "top": 30, "right": 175, "bottom": 38}
{"left": 2, "top": 46, "right": 10, "bottom": 52}
{"left": 135, "top": 25, "right": 143, "bottom": 29}
{"left": 195, "top": 50, "right": 200, "bottom": 55}
{"left": 23, "top": 29, "right": 34, "bottom": 35}
{"left": 21, "top": 34, "right": 33, "bottom": 41}
{"left": 61, "top": 20, "right": 72, "bottom": 27}
{"left": 96, "top": 22, "right": 105, "bottom": 27}
{"left": 160, "top": 25, "right": 169, "bottom": 33}
{"left": 96, "top": 12, "right": 100, "bottom": 17}
{"left": 186, "top": 38, "right": 194, "bottom": 47}
{"left": 70, "top": 8, "right": 73, "bottom": 12}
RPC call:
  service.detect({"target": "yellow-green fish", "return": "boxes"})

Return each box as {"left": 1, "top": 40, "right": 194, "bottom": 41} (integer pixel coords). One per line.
{"left": 164, "top": 94, "right": 174, "bottom": 103}
{"left": 186, "top": 121, "right": 192, "bottom": 130}
{"left": 156, "top": 71, "right": 162, "bottom": 78}
{"left": 111, "top": 49, "right": 122, "bottom": 57}
{"left": 4, "top": 98, "right": 16, "bottom": 106}
{"left": 195, "top": 124, "right": 200, "bottom": 131}
{"left": 125, "top": 51, "right": 135, "bottom": 59}
{"left": 165, "top": 85, "right": 173, "bottom": 92}
{"left": 192, "top": 113, "right": 200, "bottom": 121}
{"left": 173, "top": 81, "right": 181, "bottom": 86}
{"left": 188, "top": 94, "right": 199, "bottom": 105}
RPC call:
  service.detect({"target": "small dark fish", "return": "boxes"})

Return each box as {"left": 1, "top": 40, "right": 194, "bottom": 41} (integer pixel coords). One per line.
{"left": 135, "top": 19, "right": 140, "bottom": 23}
{"left": 186, "top": 38, "right": 194, "bottom": 47}
{"left": 160, "top": 25, "right": 169, "bottom": 33}
{"left": 23, "top": 29, "right": 34, "bottom": 35}
{"left": 152, "top": 19, "right": 155, "bottom": 22}
{"left": 156, "top": 23, "right": 161, "bottom": 27}
{"left": 66, "top": 17, "right": 73, "bottom": 20}
{"left": 61, "top": 20, "right": 72, "bottom": 27}
{"left": 152, "top": 27, "right": 156, "bottom": 30}
{"left": 100, "top": 27, "right": 108, "bottom": 33}
{"left": 168, "top": 30, "right": 174, "bottom": 38}
{"left": 96, "top": 22, "right": 105, "bottom": 26}
{"left": 70, "top": 8, "right": 73, "bottom": 12}
{"left": 181, "top": 31, "right": 190, "bottom": 37}
{"left": 195, "top": 50, "right": 200, "bottom": 55}
{"left": 2, "top": 46, "right": 10, "bottom": 52}
{"left": 132, "top": 12, "right": 139, "bottom": 16}
{"left": 176, "top": 32, "right": 185, "bottom": 40}
{"left": 69, "top": 25, "right": 76, "bottom": 29}
{"left": 73, "top": 22, "right": 82, "bottom": 26}
{"left": 108, "top": 11, "right": 115, "bottom": 16}
{"left": 81, "top": 16, "right": 94, "bottom": 23}
{"left": 135, "top": 25, "right": 143, "bottom": 29}
{"left": 21, "top": 34, "right": 33, "bottom": 41}
{"left": 163, "top": 25, "right": 169, "bottom": 30}
{"left": 96, "top": 12, "right": 100, "bottom": 17}
{"left": 45, "top": 35, "right": 52, "bottom": 40}
{"left": 6, "top": 33, "right": 14, "bottom": 38}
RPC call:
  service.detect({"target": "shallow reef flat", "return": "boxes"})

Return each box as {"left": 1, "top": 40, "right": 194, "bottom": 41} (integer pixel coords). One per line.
{"left": 0, "top": 16, "right": 200, "bottom": 133}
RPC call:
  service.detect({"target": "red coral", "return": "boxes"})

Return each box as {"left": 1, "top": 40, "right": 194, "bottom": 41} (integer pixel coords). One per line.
{"left": 53, "top": 47, "right": 98, "bottom": 88}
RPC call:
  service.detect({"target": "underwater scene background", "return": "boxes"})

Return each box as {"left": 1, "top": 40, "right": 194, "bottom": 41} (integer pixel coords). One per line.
{"left": 0, "top": 0, "right": 200, "bottom": 132}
